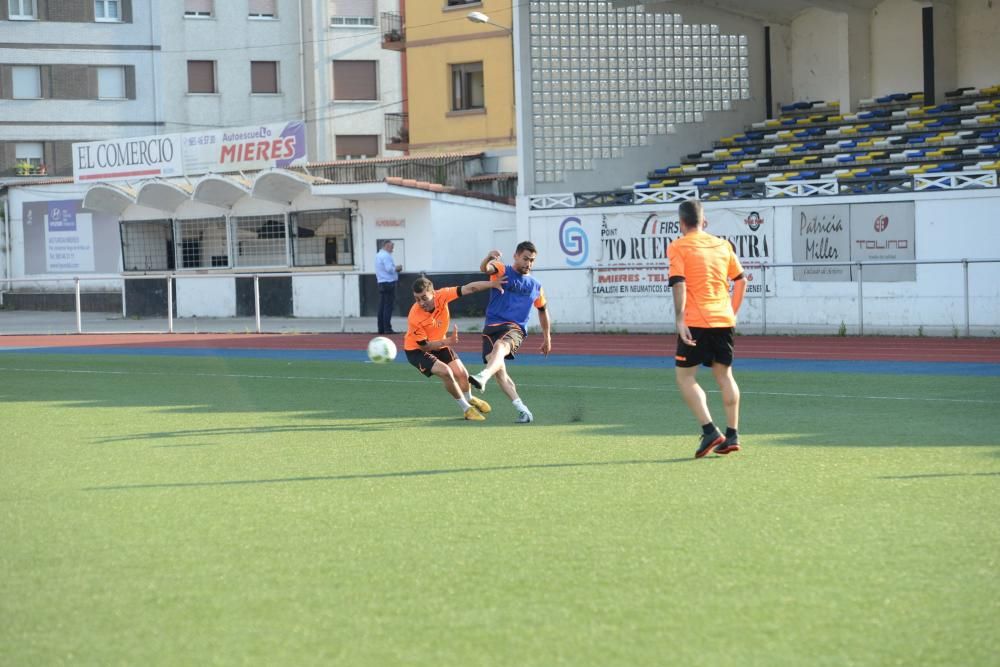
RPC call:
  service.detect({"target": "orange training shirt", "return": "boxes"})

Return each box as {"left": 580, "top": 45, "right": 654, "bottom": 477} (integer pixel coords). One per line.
{"left": 667, "top": 230, "right": 744, "bottom": 328}
{"left": 403, "top": 286, "right": 460, "bottom": 351}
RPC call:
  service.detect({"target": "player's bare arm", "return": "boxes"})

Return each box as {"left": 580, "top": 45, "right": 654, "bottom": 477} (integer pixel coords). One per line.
{"left": 671, "top": 282, "right": 695, "bottom": 345}
{"left": 461, "top": 277, "right": 507, "bottom": 295}
{"left": 418, "top": 324, "right": 460, "bottom": 352}
{"left": 480, "top": 250, "right": 502, "bottom": 273}
{"left": 731, "top": 276, "right": 747, "bottom": 316}
{"left": 538, "top": 307, "right": 552, "bottom": 356}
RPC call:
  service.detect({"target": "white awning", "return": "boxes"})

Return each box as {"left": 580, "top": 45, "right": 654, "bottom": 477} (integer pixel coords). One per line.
{"left": 81, "top": 182, "right": 137, "bottom": 215}
{"left": 192, "top": 174, "right": 252, "bottom": 209}
{"left": 135, "top": 179, "right": 194, "bottom": 213}
{"left": 252, "top": 168, "right": 327, "bottom": 205}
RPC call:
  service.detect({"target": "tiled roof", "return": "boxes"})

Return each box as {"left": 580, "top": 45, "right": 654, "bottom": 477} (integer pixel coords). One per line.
{"left": 307, "top": 151, "right": 484, "bottom": 168}
{"left": 383, "top": 177, "right": 514, "bottom": 205}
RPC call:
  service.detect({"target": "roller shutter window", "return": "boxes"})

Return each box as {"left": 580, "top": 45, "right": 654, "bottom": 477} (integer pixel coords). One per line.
{"left": 187, "top": 60, "right": 216, "bottom": 94}
{"left": 248, "top": 0, "right": 276, "bottom": 18}
{"left": 251, "top": 61, "right": 279, "bottom": 94}
{"left": 184, "top": 0, "right": 212, "bottom": 17}
{"left": 335, "top": 135, "right": 378, "bottom": 160}
{"left": 332, "top": 60, "right": 376, "bottom": 101}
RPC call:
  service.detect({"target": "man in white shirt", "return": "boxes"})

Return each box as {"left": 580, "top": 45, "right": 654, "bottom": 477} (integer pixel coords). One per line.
{"left": 375, "top": 240, "right": 402, "bottom": 334}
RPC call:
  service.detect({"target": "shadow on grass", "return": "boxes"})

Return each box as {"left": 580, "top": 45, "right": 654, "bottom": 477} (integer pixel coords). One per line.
{"left": 84, "top": 456, "right": 697, "bottom": 491}
{"left": 878, "top": 471, "right": 1000, "bottom": 480}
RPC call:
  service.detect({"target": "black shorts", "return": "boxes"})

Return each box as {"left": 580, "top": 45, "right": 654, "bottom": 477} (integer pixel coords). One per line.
{"left": 481, "top": 323, "right": 525, "bottom": 363}
{"left": 405, "top": 346, "right": 457, "bottom": 377}
{"left": 675, "top": 327, "right": 735, "bottom": 368}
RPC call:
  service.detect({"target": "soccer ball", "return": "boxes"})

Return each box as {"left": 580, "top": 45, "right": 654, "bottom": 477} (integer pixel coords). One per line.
{"left": 367, "top": 336, "right": 397, "bottom": 363}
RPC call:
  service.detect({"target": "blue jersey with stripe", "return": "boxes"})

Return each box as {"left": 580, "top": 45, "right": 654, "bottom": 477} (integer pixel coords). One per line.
{"left": 485, "top": 263, "right": 546, "bottom": 332}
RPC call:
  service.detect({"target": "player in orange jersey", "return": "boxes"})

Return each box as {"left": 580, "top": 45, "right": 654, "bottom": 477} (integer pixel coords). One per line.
{"left": 404, "top": 275, "right": 505, "bottom": 421}
{"left": 667, "top": 199, "right": 747, "bottom": 458}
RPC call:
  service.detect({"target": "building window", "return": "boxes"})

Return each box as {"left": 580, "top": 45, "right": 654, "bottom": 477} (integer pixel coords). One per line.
{"left": 335, "top": 135, "right": 378, "bottom": 160}
{"left": 446, "top": 0, "right": 480, "bottom": 6}
{"left": 12, "top": 66, "right": 41, "bottom": 99}
{"left": 251, "top": 61, "right": 279, "bottom": 94}
{"left": 451, "top": 62, "right": 484, "bottom": 110}
{"left": 332, "top": 61, "right": 377, "bottom": 101}
{"left": 121, "top": 221, "right": 174, "bottom": 272}
{"left": 97, "top": 66, "right": 126, "bottom": 100}
{"left": 232, "top": 216, "right": 288, "bottom": 268}
{"left": 290, "top": 209, "right": 353, "bottom": 267}
{"left": 95, "top": 0, "right": 120, "bottom": 21}
{"left": 248, "top": 0, "right": 276, "bottom": 18}
{"left": 184, "top": 0, "right": 213, "bottom": 17}
{"left": 9, "top": 0, "right": 37, "bottom": 19}
{"left": 175, "top": 217, "right": 228, "bottom": 269}
{"left": 15, "top": 142, "right": 44, "bottom": 169}
{"left": 330, "top": 0, "right": 374, "bottom": 26}
{"left": 187, "top": 60, "right": 216, "bottom": 94}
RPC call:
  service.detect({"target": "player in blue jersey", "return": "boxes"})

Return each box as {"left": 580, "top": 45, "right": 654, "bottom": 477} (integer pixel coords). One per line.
{"left": 468, "top": 241, "right": 552, "bottom": 423}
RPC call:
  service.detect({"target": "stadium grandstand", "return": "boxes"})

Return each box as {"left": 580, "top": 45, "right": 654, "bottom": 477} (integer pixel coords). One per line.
{"left": 515, "top": 0, "right": 1000, "bottom": 207}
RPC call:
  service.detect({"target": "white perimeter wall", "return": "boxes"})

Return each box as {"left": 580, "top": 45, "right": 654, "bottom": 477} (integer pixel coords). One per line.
{"left": 175, "top": 276, "right": 235, "bottom": 318}
{"left": 522, "top": 189, "right": 1000, "bottom": 336}
{"left": 956, "top": 0, "right": 1000, "bottom": 89}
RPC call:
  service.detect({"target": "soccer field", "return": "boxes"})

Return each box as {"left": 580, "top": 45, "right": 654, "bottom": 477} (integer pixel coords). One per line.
{"left": 2, "top": 352, "right": 998, "bottom": 666}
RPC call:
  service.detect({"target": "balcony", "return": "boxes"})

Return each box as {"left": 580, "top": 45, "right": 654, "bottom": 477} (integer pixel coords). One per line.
{"left": 384, "top": 113, "right": 409, "bottom": 151}
{"left": 381, "top": 11, "right": 405, "bottom": 50}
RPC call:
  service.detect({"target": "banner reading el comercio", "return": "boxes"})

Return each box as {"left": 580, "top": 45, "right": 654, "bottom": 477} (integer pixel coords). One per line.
{"left": 73, "top": 121, "right": 307, "bottom": 184}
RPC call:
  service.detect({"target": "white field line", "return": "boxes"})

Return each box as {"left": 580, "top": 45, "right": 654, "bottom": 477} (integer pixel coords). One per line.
{"left": 0, "top": 365, "right": 996, "bottom": 405}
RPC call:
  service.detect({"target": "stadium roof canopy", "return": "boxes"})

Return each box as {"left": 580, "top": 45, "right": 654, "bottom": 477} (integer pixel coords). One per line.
{"left": 617, "top": 0, "right": 883, "bottom": 24}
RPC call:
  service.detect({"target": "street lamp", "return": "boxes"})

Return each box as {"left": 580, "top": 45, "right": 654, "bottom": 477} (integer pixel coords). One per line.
{"left": 466, "top": 11, "right": 511, "bottom": 34}
{"left": 466, "top": 11, "right": 516, "bottom": 138}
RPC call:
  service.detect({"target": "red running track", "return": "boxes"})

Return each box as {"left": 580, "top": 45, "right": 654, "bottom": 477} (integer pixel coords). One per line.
{"left": 1, "top": 332, "right": 997, "bottom": 363}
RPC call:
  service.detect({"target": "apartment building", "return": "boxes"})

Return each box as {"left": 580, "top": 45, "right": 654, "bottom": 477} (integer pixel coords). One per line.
{"left": 0, "top": 0, "right": 160, "bottom": 177}
{"left": 388, "top": 0, "right": 515, "bottom": 160}
{"left": 1, "top": 0, "right": 404, "bottom": 179}
{"left": 304, "top": 0, "right": 403, "bottom": 162}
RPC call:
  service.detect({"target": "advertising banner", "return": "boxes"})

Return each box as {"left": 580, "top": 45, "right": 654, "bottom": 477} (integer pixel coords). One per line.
{"left": 535, "top": 207, "right": 774, "bottom": 299}
{"left": 182, "top": 121, "right": 307, "bottom": 175}
{"left": 22, "top": 199, "right": 121, "bottom": 274}
{"left": 792, "top": 203, "right": 916, "bottom": 281}
{"left": 791, "top": 204, "right": 851, "bottom": 281}
{"left": 73, "top": 134, "right": 184, "bottom": 182}
{"left": 73, "top": 121, "right": 307, "bottom": 184}
{"left": 850, "top": 202, "right": 916, "bottom": 281}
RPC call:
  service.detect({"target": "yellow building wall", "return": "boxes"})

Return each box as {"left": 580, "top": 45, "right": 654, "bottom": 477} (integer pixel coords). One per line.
{"left": 404, "top": 1, "right": 515, "bottom": 152}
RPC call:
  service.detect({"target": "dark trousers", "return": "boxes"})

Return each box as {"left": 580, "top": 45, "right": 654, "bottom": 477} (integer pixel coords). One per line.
{"left": 377, "top": 281, "right": 397, "bottom": 334}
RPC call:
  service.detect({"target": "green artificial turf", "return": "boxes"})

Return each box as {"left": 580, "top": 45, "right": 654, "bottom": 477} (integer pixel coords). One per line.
{"left": 1, "top": 353, "right": 998, "bottom": 666}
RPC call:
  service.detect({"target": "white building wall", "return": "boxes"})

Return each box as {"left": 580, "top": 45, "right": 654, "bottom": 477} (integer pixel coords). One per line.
{"left": 159, "top": 2, "right": 304, "bottom": 142}
{"left": 175, "top": 276, "right": 235, "bottom": 317}
{"left": 790, "top": 8, "right": 849, "bottom": 107}
{"left": 956, "top": 0, "right": 1000, "bottom": 89}
{"left": 870, "top": 0, "right": 923, "bottom": 97}
{"left": 0, "top": 3, "right": 161, "bottom": 143}
{"left": 522, "top": 189, "right": 1000, "bottom": 336}
{"left": 310, "top": 0, "right": 403, "bottom": 162}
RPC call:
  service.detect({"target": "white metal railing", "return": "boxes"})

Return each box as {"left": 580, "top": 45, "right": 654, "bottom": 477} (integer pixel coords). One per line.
{"left": 632, "top": 186, "right": 700, "bottom": 204}
{"left": 1, "top": 259, "right": 998, "bottom": 337}
{"left": 765, "top": 178, "right": 840, "bottom": 198}
{"left": 528, "top": 193, "right": 576, "bottom": 210}
{"left": 913, "top": 169, "right": 998, "bottom": 191}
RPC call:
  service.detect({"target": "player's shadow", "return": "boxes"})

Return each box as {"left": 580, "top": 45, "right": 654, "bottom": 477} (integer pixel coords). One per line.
{"left": 84, "top": 456, "right": 697, "bottom": 492}
{"left": 93, "top": 419, "right": 429, "bottom": 445}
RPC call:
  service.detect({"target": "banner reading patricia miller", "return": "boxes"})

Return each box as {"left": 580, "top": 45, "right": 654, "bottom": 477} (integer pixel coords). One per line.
{"left": 532, "top": 207, "right": 775, "bottom": 298}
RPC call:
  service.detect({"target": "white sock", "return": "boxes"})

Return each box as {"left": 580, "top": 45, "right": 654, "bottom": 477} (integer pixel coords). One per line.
{"left": 463, "top": 389, "right": 472, "bottom": 401}
{"left": 457, "top": 397, "right": 472, "bottom": 411}
{"left": 512, "top": 398, "right": 528, "bottom": 412}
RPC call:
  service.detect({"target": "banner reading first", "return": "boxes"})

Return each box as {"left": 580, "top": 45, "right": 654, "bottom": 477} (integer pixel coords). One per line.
{"left": 73, "top": 121, "right": 307, "bottom": 183}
